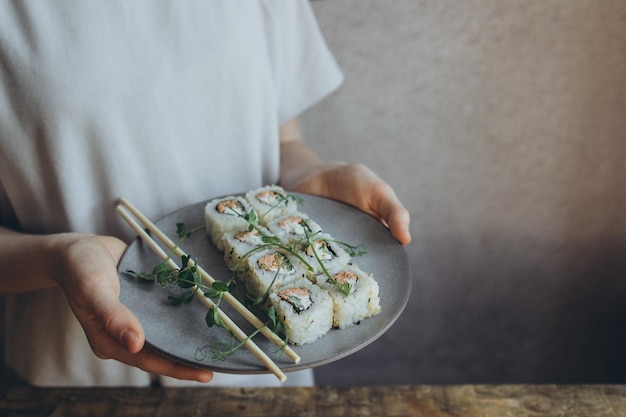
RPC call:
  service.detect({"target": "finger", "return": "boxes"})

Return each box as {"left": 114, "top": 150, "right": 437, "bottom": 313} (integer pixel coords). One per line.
{"left": 84, "top": 318, "right": 213, "bottom": 382}
{"left": 68, "top": 261, "right": 146, "bottom": 353}
{"left": 118, "top": 344, "right": 214, "bottom": 383}
{"left": 92, "top": 295, "right": 146, "bottom": 354}
{"left": 387, "top": 205, "right": 412, "bottom": 245}
{"left": 76, "top": 237, "right": 146, "bottom": 352}
{"left": 370, "top": 184, "right": 412, "bottom": 245}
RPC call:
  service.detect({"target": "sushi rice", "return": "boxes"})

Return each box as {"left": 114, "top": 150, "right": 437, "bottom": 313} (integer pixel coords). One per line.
{"left": 315, "top": 263, "right": 381, "bottom": 329}
{"left": 269, "top": 278, "right": 333, "bottom": 345}
{"left": 245, "top": 185, "right": 298, "bottom": 224}
{"left": 298, "top": 232, "right": 351, "bottom": 276}
{"left": 240, "top": 249, "right": 307, "bottom": 301}
{"left": 205, "top": 196, "right": 254, "bottom": 251}
{"left": 266, "top": 212, "right": 323, "bottom": 246}
{"left": 222, "top": 225, "right": 272, "bottom": 269}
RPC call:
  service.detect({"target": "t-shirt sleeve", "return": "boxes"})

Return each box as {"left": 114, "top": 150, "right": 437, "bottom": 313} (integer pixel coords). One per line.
{"left": 261, "top": 0, "right": 344, "bottom": 124}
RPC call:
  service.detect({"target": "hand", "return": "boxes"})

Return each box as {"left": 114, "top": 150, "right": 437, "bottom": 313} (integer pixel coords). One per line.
{"left": 279, "top": 119, "right": 411, "bottom": 245}
{"left": 289, "top": 162, "right": 412, "bottom": 245}
{"left": 50, "top": 233, "right": 213, "bottom": 383}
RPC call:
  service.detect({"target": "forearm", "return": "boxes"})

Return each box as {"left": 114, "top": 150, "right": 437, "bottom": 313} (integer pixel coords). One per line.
{"left": 0, "top": 226, "right": 67, "bottom": 294}
{"left": 0, "top": 227, "right": 103, "bottom": 294}
{"left": 278, "top": 118, "right": 340, "bottom": 191}
{"left": 280, "top": 141, "right": 324, "bottom": 190}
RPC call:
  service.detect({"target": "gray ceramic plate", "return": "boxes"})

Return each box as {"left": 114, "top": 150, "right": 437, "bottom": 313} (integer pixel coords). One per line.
{"left": 118, "top": 193, "right": 411, "bottom": 375}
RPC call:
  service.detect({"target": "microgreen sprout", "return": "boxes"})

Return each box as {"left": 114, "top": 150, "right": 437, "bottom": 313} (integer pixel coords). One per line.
{"left": 303, "top": 228, "right": 352, "bottom": 296}
{"left": 176, "top": 222, "right": 204, "bottom": 238}
{"left": 257, "top": 193, "right": 302, "bottom": 222}
{"left": 125, "top": 222, "right": 234, "bottom": 307}
{"left": 326, "top": 238, "right": 367, "bottom": 257}
{"left": 196, "top": 305, "right": 287, "bottom": 361}
{"left": 232, "top": 207, "right": 365, "bottom": 298}
{"left": 203, "top": 279, "right": 237, "bottom": 330}
{"left": 127, "top": 221, "right": 290, "bottom": 361}
{"left": 244, "top": 255, "right": 289, "bottom": 307}
{"left": 230, "top": 209, "right": 315, "bottom": 273}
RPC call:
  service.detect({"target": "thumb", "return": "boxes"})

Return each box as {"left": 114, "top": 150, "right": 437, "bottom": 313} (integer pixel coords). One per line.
{"left": 58, "top": 234, "right": 145, "bottom": 356}
{"left": 73, "top": 277, "right": 147, "bottom": 358}
{"left": 91, "top": 236, "right": 146, "bottom": 354}
{"left": 369, "top": 184, "right": 412, "bottom": 245}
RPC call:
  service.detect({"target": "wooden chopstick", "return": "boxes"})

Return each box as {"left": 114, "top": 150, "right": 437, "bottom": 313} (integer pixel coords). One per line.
{"left": 117, "top": 197, "right": 300, "bottom": 364}
{"left": 116, "top": 204, "right": 287, "bottom": 382}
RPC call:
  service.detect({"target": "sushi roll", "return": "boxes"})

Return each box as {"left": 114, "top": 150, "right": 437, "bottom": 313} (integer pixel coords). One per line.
{"left": 240, "top": 249, "right": 307, "bottom": 301}
{"left": 205, "top": 196, "right": 254, "bottom": 251}
{"left": 299, "top": 233, "right": 351, "bottom": 276}
{"left": 222, "top": 225, "right": 272, "bottom": 270}
{"left": 269, "top": 278, "right": 333, "bottom": 345}
{"left": 245, "top": 185, "right": 297, "bottom": 225}
{"left": 315, "top": 263, "right": 381, "bottom": 329}
{"left": 266, "top": 212, "right": 323, "bottom": 245}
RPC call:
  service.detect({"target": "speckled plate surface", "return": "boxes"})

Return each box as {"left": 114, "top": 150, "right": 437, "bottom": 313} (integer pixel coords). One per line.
{"left": 118, "top": 193, "right": 411, "bottom": 375}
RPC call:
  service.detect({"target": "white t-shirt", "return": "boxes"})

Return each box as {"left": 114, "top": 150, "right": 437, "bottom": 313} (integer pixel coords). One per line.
{"left": 0, "top": 1, "right": 343, "bottom": 386}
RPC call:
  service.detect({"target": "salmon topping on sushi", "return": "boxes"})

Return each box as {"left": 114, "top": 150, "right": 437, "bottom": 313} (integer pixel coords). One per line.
{"left": 255, "top": 190, "right": 287, "bottom": 206}
{"left": 334, "top": 270, "right": 358, "bottom": 285}
{"left": 216, "top": 199, "right": 246, "bottom": 216}
{"left": 257, "top": 252, "right": 293, "bottom": 273}
{"left": 334, "top": 270, "right": 358, "bottom": 292}
{"left": 306, "top": 239, "right": 336, "bottom": 260}
{"left": 278, "top": 215, "right": 303, "bottom": 227}
{"left": 235, "top": 229, "right": 259, "bottom": 243}
{"left": 278, "top": 287, "right": 313, "bottom": 312}
{"left": 278, "top": 215, "right": 316, "bottom": 236}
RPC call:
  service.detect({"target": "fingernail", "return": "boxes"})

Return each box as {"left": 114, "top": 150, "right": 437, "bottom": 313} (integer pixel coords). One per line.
{"left": 197, "top": 372, "right": 213, "bottom": 383}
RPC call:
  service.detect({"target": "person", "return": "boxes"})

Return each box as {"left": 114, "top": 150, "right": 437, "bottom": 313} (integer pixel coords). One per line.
{"left": 0, "top": 1, "right": 411, "bottom": 386}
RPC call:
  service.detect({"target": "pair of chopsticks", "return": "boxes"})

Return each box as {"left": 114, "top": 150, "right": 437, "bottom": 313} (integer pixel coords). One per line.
{"left": 116, "top": 197, "right": 301, "bottom": 382}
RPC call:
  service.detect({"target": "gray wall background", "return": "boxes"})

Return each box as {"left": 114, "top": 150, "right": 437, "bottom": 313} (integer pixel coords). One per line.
{"left": 303, "top": 0, "right": 626, "bottom": 385}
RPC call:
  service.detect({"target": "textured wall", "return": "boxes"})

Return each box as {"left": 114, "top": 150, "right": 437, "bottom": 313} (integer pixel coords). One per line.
{"left": 304, "top": 0, "right": 626, "bottom": 384}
